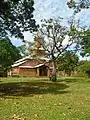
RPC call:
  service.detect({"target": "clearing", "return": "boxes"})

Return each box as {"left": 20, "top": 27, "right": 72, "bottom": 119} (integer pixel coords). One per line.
{"left": 0, "top": 77, "right": 90, "bottom": 120}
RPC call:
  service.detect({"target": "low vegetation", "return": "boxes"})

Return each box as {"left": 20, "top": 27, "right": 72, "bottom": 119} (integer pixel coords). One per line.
{"left": 0, "top": 77, "right": 90, "bottom": 120}
{"left": 77, "top": 60, "right": 90, "bottom": 77}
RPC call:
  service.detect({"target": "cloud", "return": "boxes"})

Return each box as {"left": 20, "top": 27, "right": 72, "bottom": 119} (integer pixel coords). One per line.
{"left": 11, "top": 0, "right": 90, "bottom": 47}
{"left": 34, "top": 0, "right": 73, "bottom": 24}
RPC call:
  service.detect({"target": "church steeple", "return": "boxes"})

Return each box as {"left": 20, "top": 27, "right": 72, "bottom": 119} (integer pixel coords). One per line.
{"left": 31, "top": 33, "right": 46, "bottom": 58}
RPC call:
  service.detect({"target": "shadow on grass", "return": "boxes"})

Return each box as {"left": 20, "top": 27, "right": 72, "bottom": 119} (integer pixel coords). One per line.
{"left": 58, "top": 77, "right": 86, "bottom": 83}
{"left": 0, "top": 81, "right": 69, "bottom": 97}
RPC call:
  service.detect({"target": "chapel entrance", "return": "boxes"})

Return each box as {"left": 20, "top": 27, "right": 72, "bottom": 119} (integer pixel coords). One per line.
{"left": 39, "top": 65, "right": 47, "bottom": 76}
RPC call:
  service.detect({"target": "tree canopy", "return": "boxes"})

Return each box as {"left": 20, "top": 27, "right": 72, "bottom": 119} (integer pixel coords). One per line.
{"left": 77, "top": 60, "right": 90, "bottom": 77}
{"left": 67, "top": 0, "right": 90, "bottom": 57}
{"left": 79, "top": 29, "right": 90, "bottom": 57}
{"left": 0, "top": 39, "right": 21, "bottom": 75}
{"left": 0, "top": 0, "right": 37, "bottom": 40}
{"left": 57, "top": 50, "right": 79, "bottom": 76}
{"left": 17, "top": 44, "right": 30, "bottom": 57}
{"left": 67, "top": 0, "right": 90, "bottom": 13}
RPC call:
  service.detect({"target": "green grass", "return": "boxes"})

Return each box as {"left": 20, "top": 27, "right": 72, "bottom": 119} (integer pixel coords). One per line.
{"left": 0, "top": 77, "right": 90, "bottom": 120}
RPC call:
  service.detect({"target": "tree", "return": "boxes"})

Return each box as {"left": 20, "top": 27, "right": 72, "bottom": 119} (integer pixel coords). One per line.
{"left": 79, "top": 28, "right": 90, "bottom": 57}
{"left": 67, "top": 0, "right": 90, "bottom": 57}
{"left": 70, "top": 27, "right": 90, "bottom": 57}
{"left": 38, "top": 18, "right": 79, "bottom": 81}
{"left": 77, "top": 60, "right": 90, "bottom": 77}
{"left": 17, "top": 44, "right": 30, "bottom": 57}
{"left": 0, "top": 0, "right": 37, "bottom": 40}
{"left": 67, "top": 0, "right": 90, "bottom": 14}
{"left": 0, "top": 39, "right": 21, "bottom": 76}
{"left": 57, "top": 50, "right": 79, "bottom": 76}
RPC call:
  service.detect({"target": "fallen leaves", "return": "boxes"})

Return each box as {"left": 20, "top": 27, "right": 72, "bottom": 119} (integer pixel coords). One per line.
{"left": 11, "top": 114, "right": 26, "bottom": 120}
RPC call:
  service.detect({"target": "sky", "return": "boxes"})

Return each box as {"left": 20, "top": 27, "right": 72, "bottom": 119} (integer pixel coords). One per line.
{"left": 11, "top": 0, "right": 73, "bottom": 46}
{"left": 11, "top": 0, "right": 74, "bottom": 46}
{"left": 11, "top": 0, "right": 90, "bottom": 60}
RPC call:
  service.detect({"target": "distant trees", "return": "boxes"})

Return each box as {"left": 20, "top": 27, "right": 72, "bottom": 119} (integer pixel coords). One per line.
{"left": 77, "top": 60, "right": 90, "bottom": 77}
{"left": 0, "top": 0, "right": 37, "bottom": 40}
{"left": 0, "top": 39, "right": 21, "bottom": 76}
{"left": 57, "top": 50, "right": 79, "bottom": 76}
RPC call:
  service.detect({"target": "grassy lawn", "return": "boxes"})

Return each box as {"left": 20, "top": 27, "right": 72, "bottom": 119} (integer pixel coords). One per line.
{"left": 0, "top": 77, "right": 90, "bottom": 120}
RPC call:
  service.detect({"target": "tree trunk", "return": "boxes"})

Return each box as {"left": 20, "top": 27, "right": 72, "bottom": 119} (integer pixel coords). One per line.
{"left": 50, "top": 60, "right": 57, "bottom": 82}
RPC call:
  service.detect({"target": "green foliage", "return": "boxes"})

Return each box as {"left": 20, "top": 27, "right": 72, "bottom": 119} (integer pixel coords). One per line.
{"left": 80, "top": 29, "right": 90, "bottom": 57}
{"left": 57, "top": 50, "right": 79, "bottom": 76}
{"left": 0, "top": 0, "right": 37, "bottom": 40}
{"left": 17, "top": 44, "right": 30, "bottom": 57}
{"left": 67, "top": 26, "right": 90, "bottom": 58}
{"left": 77, "top": 60, "right": 90, "bottom": 77}
{"left": 67, "top": 0, "right": 90, "bottom": 57}
{"left": 0, "top": 39, "right": 21, "bottom": 74}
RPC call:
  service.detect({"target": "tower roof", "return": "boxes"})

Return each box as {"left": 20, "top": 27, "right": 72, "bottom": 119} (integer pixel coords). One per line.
{"left": 31, "top": 33, "right": 46, "bottom": 58}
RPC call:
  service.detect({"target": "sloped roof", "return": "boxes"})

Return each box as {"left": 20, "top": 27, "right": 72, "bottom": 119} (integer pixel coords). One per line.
{"left": 12, "top": 56, "right": 50, "bottom": 68}
{"left": 14, "top": 55, "right": 31, "bottom": 64}
{"left": 19, "top": 63, "right": 45, "bottom": 68}
{"left": 12, "top": 60, "right": 27, "bottom": 67}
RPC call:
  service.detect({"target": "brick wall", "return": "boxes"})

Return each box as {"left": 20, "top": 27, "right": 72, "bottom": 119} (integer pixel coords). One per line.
{"left": 19, "top": 68, "right": 37, "bottom": 76}
{"left": 11, "top": 67, "right": 19, "bottom": 76}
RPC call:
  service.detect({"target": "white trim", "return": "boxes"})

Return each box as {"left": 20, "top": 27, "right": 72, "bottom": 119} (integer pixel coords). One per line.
{"left": 19, "top": 66, "right": 35, "bottom": 68}
{"left": 14, "top": 56, "right": 50, "bottom": 64}
{"left": 39, "top": 48, "right": 45, "bottom": 50}
{"left": 15, "top": 55, "right": 31, "bottom": 64}
{"left": 40, "top": 57, "right": 50, "bottom": 61}
{"left": 12, "top": 55, "right": 50, "bottom": 68}
{"left": 19, "top": 64, "right": 45, "bottom": 69}
{"left": 35, "top": 64, "right": 44, "bottom": 68}
{"left": 12, "top": 60, "right": 27, "bottom": 67}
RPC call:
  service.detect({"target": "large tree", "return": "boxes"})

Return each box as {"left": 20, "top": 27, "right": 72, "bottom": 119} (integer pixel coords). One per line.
{"left": 38, "top": 18, "right": 79, "bottom": 81}
{"left": 67, "top": 0, "right": 90, "bottom": 58}
{"left": 0, "top": 39, "right": 21, "bottom": 76}
{"left": 0, "top": 0, "right": 37, "bottom": 40}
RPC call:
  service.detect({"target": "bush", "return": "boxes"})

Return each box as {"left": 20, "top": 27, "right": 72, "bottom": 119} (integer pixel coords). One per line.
{"left": 0, "top": 71, "right": 7, "bottom": 77}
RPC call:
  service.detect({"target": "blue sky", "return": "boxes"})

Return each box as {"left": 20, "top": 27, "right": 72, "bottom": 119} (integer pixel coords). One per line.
{"left": 11, "top": 0, "right": 90, "bottom": 47}
{"left": 11, "top": 0, "right": 90, "bottom": 60}
{"left": 11, "top": 0, "right": 73, "bottom": 46}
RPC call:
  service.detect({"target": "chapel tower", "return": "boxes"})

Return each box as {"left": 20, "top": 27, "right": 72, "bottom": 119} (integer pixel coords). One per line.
{"left": 32, "top": 33, "right": 46, "bottom": 58}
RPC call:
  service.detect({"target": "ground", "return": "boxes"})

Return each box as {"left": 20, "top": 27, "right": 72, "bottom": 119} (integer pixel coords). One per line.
{"left": 0, "top": 77, "right": 90, "bottom": 120}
